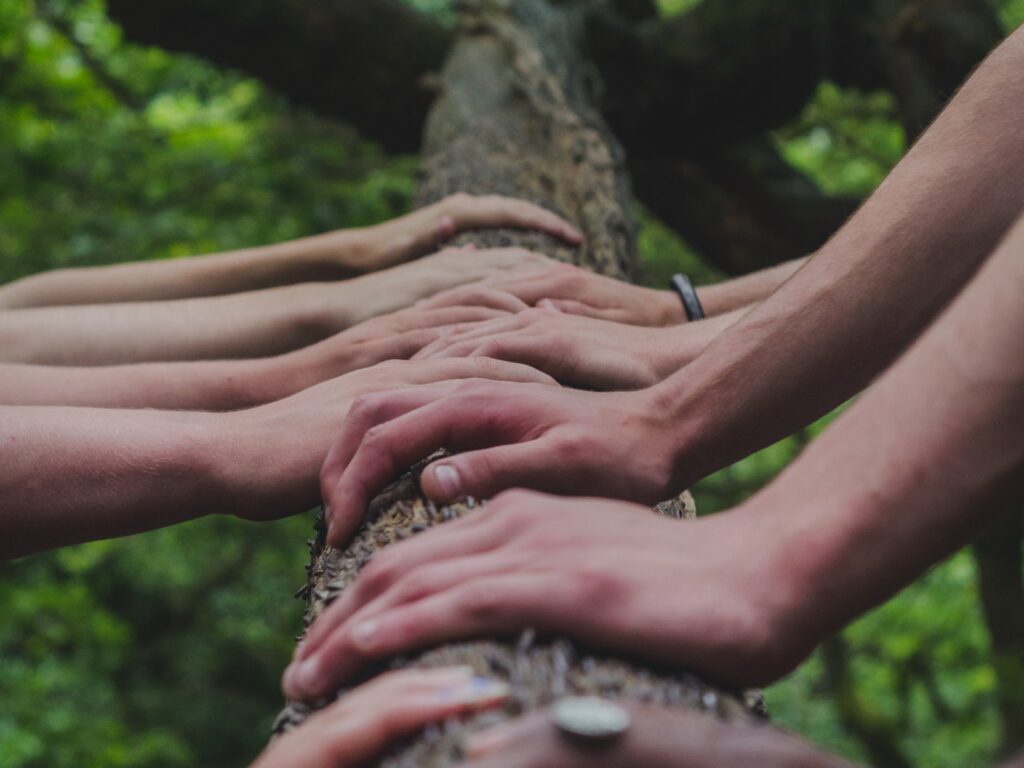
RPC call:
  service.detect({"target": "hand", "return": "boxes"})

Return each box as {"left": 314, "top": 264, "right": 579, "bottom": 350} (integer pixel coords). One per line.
{"left": 319, "top": 379, "right": 683, "bottom": 545}
{"left": 459, "top": 704, "right": 854, "bottom": 768}
{"left": 349, "top": 246, "right": 555, "bottom": 322}
{"left": 413, "top": 306, "right": 696, "bottom": 389}
{"left": 284, "top": 492, "right": 811, "bottom": 700}
{"left": 282, "top": 297, "right": 531, "bottom": 393}
{"left": 430, "top": 262, "right": 685, "bottom": 326}
{"left": 217, "top": 358, "right": 557, "bottom": 522}
{"left": 360, "top": 193, "right": 583, "bottom": 270}
{"left": 250, "top": 666, "right": 509, "bottom": 768}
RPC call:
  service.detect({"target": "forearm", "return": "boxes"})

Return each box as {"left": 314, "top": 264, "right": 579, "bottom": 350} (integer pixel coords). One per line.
{"left": 0, "top": 282, "right": 349, "bottom": 365}
{"left": 698, "top": 256, "right": 807, "bottom": 316}
{"left": 0, "top": 357, "right": 300, "bottom": 410}
{"left": 653, "top": 305, "right": 753, "bottom": 378}
{"left": 0, "top": 406, "right": 226, "bottom": 559}
{"left": 660, "top": 27, "right": 1024, "bottom": 482}
{"left": 0, "top": 230, "right": 371, "bottom": 309}
{"left": 755, "top": 214, "right": 1024, "bottom": 645}
{"left": 0, "top": 249, "right": 543, "bottom": 365}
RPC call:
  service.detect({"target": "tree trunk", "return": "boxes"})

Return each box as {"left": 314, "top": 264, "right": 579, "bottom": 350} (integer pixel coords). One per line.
{"left": 273, "top": 1, "right": 760, "bottom": 764}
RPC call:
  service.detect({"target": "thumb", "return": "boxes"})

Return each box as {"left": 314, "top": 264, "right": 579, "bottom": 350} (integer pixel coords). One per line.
{"left": 421, "top": 442, "right": 563, "bottom": 503}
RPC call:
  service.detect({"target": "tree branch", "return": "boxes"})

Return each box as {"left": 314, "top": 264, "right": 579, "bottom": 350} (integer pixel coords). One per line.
{"left": 104, "top": 0, "right": 452, "bottom": 153}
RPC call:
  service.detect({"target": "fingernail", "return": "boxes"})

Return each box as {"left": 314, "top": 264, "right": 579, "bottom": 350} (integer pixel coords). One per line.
{"left": 352, "top": 620, "right": 378, "bottom": 651}
{"left": 537, "top": 298, "right": 558, "bottom": 311}
{"left": 465, "top": 721, "right": 516, "bottom": 758}
{"left": 285, "top": 657, "right": 320, "bottom": 698}
{"left": 431, "top": 464, "right": 462, "bottom": 500}
{"left": 443, "top": 677, "right": 510, "bottom": 705}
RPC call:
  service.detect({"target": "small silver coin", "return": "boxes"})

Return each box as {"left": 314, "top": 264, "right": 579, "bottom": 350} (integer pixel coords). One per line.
{"left": 553, "top": 696, "right": 631, "bottom": 740}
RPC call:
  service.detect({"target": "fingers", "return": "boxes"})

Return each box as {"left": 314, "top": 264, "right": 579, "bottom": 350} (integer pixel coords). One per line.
{"left": 256, "top": 666, "right": 508, "bottom": 768}
{"left": 320, "top": 383, "right": 461, "bottom": 538}
{"left": 289, "top": 574, "right": 567, "bottom": 698}
{"left": 443, "top": 193, "right": 583, "bottom": 245}
{"left": 536, "top": 297, "right": 612, "bottom": 320}
{"left": 420, "top": 284, "right": 531, "bottom": 313}
{"left": 286, "top": 551, "right": 532, "bottom": 699}
{"left": 421, "top": 438, "right": 579, "bottom": 504}
{"left": 397, "top": 358, "right": 557, "bottom": 388}
{"left": 293, "top": 512, "right": 507, "bottom": 666}
{"left": 323, "top": 394, "right": 522, "bottom": 545}
{"left": 462, "top": 712, "right": 552, "bottom": 764}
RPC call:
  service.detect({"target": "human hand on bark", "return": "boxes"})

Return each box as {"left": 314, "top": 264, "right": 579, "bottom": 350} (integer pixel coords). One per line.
{"left": 319, "top": 382, "right": 688, "bottom": 545}
{"left": 412, "top": 305, "right": 734, "bottom": 389}
{"left": 457, "top": 703, "right": 855, "bottom": 768}
{"left": 251, "top": 667, "right": 508, "bottom": 768}
{"left": 355, "top": 193, "right": 582, "bottom": 271}
{"left": 426, "top": 262, "right": 687, "bottom": 326}
{"left": 218, "top": 359, "right": 557, "bottom": 522}
{"left": 284, "top": 492, "right": 812, "bottom": 700}
{"left": 277, "top": 300, "right": 527, "bottom": 395}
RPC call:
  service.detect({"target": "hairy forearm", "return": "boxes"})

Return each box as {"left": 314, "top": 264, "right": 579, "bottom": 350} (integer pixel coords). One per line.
{"left": 660, "top": 27, "right": 1024, "bottom": 483}
{"left": 0, "top": 230, "right": 371, "bottom": 310}
{"left": 758, "top": 214, "right": 1024, "bottom": 645}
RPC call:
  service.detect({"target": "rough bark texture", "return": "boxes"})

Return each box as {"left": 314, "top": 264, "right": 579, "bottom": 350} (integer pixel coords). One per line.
{"left": 272, "top": 2, "right": 761, "bottom": 764}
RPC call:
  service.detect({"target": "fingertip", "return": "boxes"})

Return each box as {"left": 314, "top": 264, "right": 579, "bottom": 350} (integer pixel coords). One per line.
{"left": 424, "top": 462, "right": 463, "bottom": 502}
{"left": 563, "top": 225, "right": 584, "bottom": 244}
{"left": 536, "top": 298, "right": 562, "bottom": 312}
{"left": 437, "top": 215, "right": 456, "bottom": 241}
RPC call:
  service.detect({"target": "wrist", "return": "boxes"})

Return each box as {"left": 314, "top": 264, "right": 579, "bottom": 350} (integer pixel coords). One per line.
{"left": 652, "top": 288, "right": 689, "bottom": 326}
{"left": 734, "top": 486, "right": 876, "bottom": 658}
{"left": 203, "top": 407, "right": 321, "bottom": 521}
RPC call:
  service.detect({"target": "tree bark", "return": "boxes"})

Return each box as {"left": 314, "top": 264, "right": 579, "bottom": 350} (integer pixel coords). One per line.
{"left": 272, "top": 2, "right": 761, "bottom": 764}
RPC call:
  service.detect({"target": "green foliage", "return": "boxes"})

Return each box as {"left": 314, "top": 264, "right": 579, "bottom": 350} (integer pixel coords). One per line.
{"left": 0, "top": 2, "right": 1018, "bottom": 767}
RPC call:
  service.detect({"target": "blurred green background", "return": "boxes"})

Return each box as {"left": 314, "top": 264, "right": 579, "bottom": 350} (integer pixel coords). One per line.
{"left": 1, "top": 1, "right": 1022, "bottom": 766}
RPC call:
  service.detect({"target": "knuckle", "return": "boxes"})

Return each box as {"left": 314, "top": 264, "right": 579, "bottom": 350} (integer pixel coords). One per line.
{"left": 568, "top": 563, "right": 622, "bottom": 605}
{"left": 457, "top": 583, "right": 501, "bottom": 621}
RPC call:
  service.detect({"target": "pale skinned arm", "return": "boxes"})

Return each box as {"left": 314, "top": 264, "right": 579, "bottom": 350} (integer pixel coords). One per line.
{"left": 0, "top": 193, "right": 581, "bottom": 309}
{"left": 0, "top": 247, "right": 552, "bottom": 365}
{"left": 0, "top": 298, "right": 525, "bottom": 409}
{"left": 0, "top": 357, "right": 554, "bottom": 561}
{"left": 297, "top": 206, "right": 1024, "bottom": 701}
{"left": 317, "top": 27, "right": 1024, "bottom": 518}
{"left": 443, "top": 257, "right": 802, "bottom": 327}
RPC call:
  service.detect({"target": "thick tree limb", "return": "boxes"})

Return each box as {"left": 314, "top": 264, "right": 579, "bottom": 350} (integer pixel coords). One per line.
{"left": 105, "top": 0, "right": 1004, "bottom": 274}
{"left": 105, "top": 0, "right": 451, "bottom": 152}
{"left": 273, "top": 2, "right": 761, "bottom": 764}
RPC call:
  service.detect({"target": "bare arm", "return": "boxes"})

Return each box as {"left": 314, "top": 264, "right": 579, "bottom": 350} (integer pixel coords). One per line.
{"left": 0, "top": 357, "right": 554, "bottom": 561}
{"left": 660, "top": 24, "right": 1024, "bottom": 484}
{"left": 312, "top": 26, "right": 1024, "bottom": 546}
{"left": 0, "top": 247, "right": 550, "bottom": 365}
{"left": 0, "top": 194, "right": 580, "bottom": 309}
{"left": 0, "top": 302, "right": 518, "bottom": 409}
{"left": 697, "top": 256, "right": 806, "bottom": 316}
{"left": 302, "top": 208, "right": 1024, "bottom": 702}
